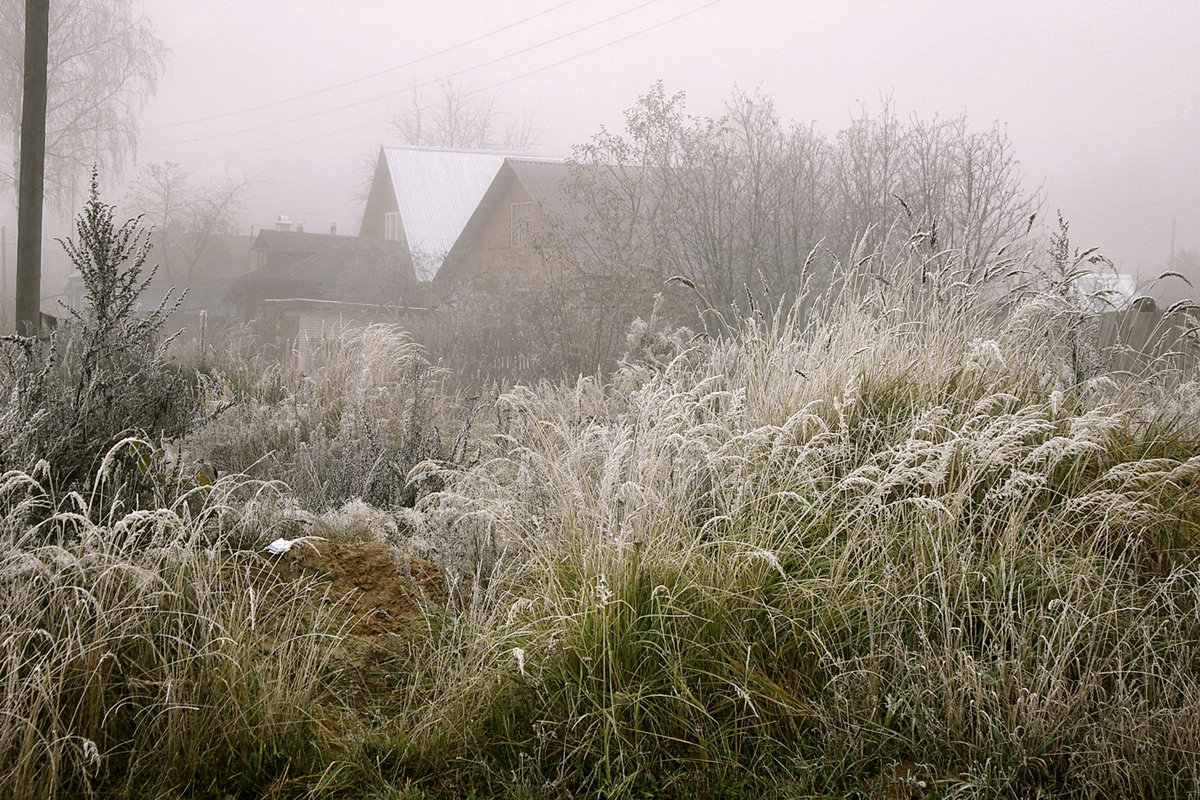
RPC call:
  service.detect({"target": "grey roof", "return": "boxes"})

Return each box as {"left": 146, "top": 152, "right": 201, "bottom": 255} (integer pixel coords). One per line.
{"left": 381, "top": 147, "right": 565, "bottom": 279}
{"left": 505, "top": 159, "right": 583, "bottom": 227}
{"left": 508, "top": 158, "right": 637, "bottom": 235}
{"left": 249, "top": 229, "right": 364, "bottom": 256}
{"left": 231, "top": 231, "right": 416, "bottom": 303}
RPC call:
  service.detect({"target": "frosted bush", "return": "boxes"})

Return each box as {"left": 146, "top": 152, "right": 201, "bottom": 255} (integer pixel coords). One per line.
{"left": 409, "top": 493, "right": 504, "bottom": 578}
{"left": 190, "top": 324, "right": 475, "bottom": 511}
{"left": 307, "top": 497, "right": 401, "bottom": 545}
{"left": 0, "top": 174, "right": 199, "bottom": 486}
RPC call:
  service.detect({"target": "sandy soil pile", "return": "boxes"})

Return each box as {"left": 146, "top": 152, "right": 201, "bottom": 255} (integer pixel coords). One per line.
{"left": 265, "top": 539, "right": 445, "bottom": 634}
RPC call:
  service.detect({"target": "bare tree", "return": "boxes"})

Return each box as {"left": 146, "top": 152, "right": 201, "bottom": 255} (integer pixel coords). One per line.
{"left": 898, "top": 114, "right": 1042, "bottom": 276}
{"left": 567, "top": 84, "right": 1042, "bottom": 314}
{"left": 832, "top": 98, "right": 908, "bottom": 257}
{"left": 570, "top": 84, "right": 834, "bottom": 311}
{"left": 0, "top": 0, "right": 166, "bottom": 207}
{"left": 567, "top": 81, "right": 686, "bottom": 277}
{"left": 124, "top": 161, "right": 247, "bottom": 283}
{"left": 389, "top": 79, "right": 539, "bottom": 151}
{"left": 677, "top": 89, "right": 832, "bottom": 306}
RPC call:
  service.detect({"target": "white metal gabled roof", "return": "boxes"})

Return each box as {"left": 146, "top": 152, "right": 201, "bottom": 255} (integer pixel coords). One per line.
{"left": 382, "top": 147, "right": 513, "bottom": 279}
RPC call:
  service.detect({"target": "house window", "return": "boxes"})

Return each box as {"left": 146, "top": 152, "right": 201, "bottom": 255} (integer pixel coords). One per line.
{"left": 384, "top": 211, "right": 405, "bottom": 243}
{"left": 510, "top": 202, "right": 533, "bottom": 247}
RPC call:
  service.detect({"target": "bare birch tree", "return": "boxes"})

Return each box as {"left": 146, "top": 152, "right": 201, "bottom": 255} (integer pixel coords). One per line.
{"left": 124, "top": 161, "right": 247, "bottom": 283}
{"left": 0, "top": 0, "right": 166, "bottom": 207}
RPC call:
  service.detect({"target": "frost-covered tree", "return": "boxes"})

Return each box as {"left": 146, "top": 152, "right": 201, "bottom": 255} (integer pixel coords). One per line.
{"left": 568, "top": 84, "right": 1042, "bottom": 311}
{"left": 389, "top": 78, "right": 539, "bottom": 152}
{"left": 124, "top": 161, "right": 247, "bottom": 283}
{"left": 0, "top": 0, "right": 166, "bottom": 207}
{"left": 570, "top": 83, "right": 835, "bottom": 310}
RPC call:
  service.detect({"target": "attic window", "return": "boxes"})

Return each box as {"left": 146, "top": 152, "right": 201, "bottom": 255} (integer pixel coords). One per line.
{"left": 510, "top": 202, "right": 533, "bottom": 247}
{"left": 384, "top": 211, "right": 405, "bottom": 244}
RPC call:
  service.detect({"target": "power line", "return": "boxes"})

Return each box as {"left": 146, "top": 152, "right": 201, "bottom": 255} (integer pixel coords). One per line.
{"left": 468, "top": 0, "right": 724, "bottom": 102}
{"left": 179, "top": 0, "right": 724, "bottom": 167}
{"left": 145, "top": 0, "right": 669, "bottom": 148}
{"left": 144, "top": 0, "right": 582, "bottom": 131}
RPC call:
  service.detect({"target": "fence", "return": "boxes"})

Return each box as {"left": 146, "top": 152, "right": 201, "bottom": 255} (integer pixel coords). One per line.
{"left": 1099, "top": 304, "right": 1200, "bottom": 375}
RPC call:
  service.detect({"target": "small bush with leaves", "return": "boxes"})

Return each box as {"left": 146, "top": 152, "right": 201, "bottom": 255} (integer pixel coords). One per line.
{"left": 0, "top": 170, "right": 197, "bottom": 486}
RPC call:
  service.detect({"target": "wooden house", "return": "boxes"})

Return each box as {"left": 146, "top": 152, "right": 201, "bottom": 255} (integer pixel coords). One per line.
{"left": 229, "top": 229, "right": 421, "bottom": 319}
{"left": 360, "top": 146, "right": 540, "bottom": 280}
{"left": 64, "top": 232, "right": 253, "bottom": 315}
{"left": 437, "top": 158, "right": 592, "bottom": 286}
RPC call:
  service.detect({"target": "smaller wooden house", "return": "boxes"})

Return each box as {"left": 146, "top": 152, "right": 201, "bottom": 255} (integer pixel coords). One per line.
{"left": 228, "top": 230, "right": 430, "bottom": 368}
{"left": 62, "top": 232, "right": 254, "bottom": 346}
{"left": 437, "top": 158, "right": 587, "bottom": 286}
{"left": 230, "top": 229, "right": 421, "bottom": 320}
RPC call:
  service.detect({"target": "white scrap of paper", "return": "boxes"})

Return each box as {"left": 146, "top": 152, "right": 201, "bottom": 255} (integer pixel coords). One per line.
{"left": 264, "top": 536, "right": 325, "bottom": 555}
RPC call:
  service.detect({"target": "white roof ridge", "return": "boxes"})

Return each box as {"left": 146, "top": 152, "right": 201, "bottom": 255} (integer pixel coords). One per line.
{"left": 504, "top": 154, "right": 569, "bottom": 164}
{"left": 381, "top": 143, "right": 563, "bottom": 160}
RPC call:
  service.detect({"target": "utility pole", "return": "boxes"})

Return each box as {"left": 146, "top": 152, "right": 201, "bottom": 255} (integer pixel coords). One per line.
{"left": 1, "top": 225, "right": 8, "bottom": 332}
{"left": 15, "top": 0, "right": 49, "bottom": 336}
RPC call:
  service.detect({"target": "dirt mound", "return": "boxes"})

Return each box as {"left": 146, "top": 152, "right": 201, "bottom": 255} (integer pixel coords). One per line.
{"left": 267, "top": 540, "right": 444, "bottom": 634}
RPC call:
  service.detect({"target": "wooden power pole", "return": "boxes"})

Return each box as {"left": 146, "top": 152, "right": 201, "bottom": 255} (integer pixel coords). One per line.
{"left": 15, "top": 0, "right": 49, "bottom": 336}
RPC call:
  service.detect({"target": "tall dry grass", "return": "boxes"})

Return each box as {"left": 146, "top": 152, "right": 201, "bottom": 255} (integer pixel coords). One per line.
{"left": 5, "top": 233, "right": 1200, "bottom": 798}
{"left": 189, "top": 323, "right": 479, "bottom": 511}
{"left": 378, "top": 238, "right": 1200, "bottom": 797}
{"left": 0, "top": 445, "right": 351, "bottom": 800}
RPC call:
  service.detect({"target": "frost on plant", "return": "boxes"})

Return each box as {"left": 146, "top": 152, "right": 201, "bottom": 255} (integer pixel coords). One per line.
{"left": 0, "top": 168, "right": 196, "bottom": 486}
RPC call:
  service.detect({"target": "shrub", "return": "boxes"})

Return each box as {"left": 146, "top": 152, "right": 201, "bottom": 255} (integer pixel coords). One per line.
{"left": 190, "top": 324, "right": 478, "bottom": 511}
{"left": 0, "top": 170, "right": 197, "bottom": 487}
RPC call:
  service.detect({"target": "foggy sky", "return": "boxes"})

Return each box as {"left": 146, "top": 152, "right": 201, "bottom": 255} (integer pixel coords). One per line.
{"left": 132, "top": 0, "right": 1199, "bottom": 279}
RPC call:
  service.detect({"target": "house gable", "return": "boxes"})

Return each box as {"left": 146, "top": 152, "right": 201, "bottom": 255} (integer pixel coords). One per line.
{"left": 359, "top": 149, "right": 400, "bottom": 239}
{"left": 358, "top": 146, "right": 524, "bottom": 280}
{"left": 439, "top": 166, "right": 538, "bottom": 284}
{"left": 440, "top": 158, "right": 582, "bottom": 285}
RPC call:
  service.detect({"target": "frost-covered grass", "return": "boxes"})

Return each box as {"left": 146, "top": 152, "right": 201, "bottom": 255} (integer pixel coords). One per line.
{"left": 4, "top": 243, "right": 1200, "bottom": 798}
{"left": 377, "top": 246, "right": 1200, "bottom": 798}
{"left": 0, "top": 450, "right": 351, "bottom": 800}
{"left": 189, "top": 323, "right": 479, "bottom": 511}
